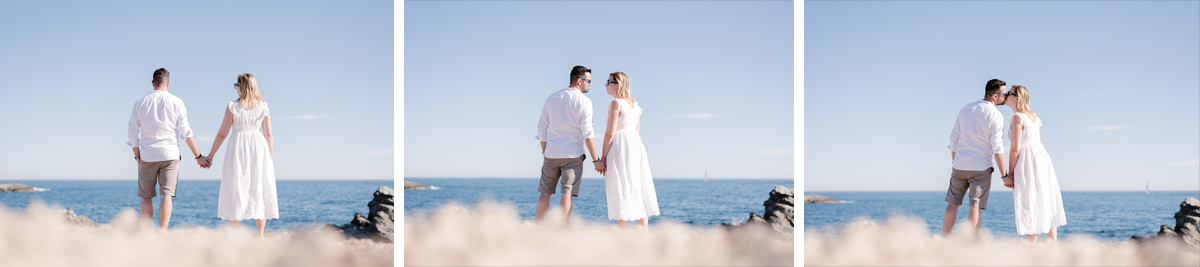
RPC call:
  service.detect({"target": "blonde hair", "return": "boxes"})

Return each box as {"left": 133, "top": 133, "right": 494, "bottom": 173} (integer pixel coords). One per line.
{"left": 236, "top": 73, "right": 265, "bottom": 110}
{"left": 1010, "top": 85, "right": 1037, "bottom": 123}
{"left": 610, "top": 72, "right": 634, "bottom": 106}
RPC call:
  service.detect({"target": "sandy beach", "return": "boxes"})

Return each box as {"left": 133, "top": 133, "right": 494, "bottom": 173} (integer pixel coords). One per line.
{"left": 804, "top": 215, "right": 1199, "bottom": 266}
{"left": 404, "top": 201, "right": 794, "bottom": 266}
{"left": 0, "top": 203, "right": 393, "bottom": 267}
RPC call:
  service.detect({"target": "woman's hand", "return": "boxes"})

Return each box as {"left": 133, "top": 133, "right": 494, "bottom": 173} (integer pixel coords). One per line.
{"left": 594, "top": 159, "right": 606, "bottom": 175}
{"left": 1002, "top": 174, "right": 1014, "bottom": 189}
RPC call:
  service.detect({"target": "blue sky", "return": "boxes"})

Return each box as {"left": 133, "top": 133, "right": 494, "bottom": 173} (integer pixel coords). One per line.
{"left": 805, "top": 1, "right": 1199, "bottom": 191}
{"left": 0, "top": 1, "right": 393, "bottom": 180}
{"left": 403, "top": 1, "right": 794, "bottom": 179}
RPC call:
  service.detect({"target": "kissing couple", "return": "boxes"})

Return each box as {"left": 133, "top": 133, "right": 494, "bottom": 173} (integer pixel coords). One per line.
{"left": 126, "top": 68, "right": 279, "bottom": 238}
{"left": 943, "top": 79, "right": 1067, "bottom": 242}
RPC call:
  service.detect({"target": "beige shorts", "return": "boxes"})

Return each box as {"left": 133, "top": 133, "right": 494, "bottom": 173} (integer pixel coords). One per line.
{"left": 945, "top": 167, "right": 993, "bottom": 210}
{"left": 538, "top": 154, "right": 585, "bottom": 197}
{"left": 137, "top": 158, "right": 180, "bottom": 198}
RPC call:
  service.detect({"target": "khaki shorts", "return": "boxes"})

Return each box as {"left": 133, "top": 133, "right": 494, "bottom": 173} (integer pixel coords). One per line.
{"left": 945, "top": 167, "right": 993, "bottom": 210}
{"left": 137, "top": 158, "right": 180, "bottom": 198}
{"left": 538, "top": 154, "right": 585, "bottom": 197}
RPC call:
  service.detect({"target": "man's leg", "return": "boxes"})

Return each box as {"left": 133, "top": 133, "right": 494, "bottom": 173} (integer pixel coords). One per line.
{"left": 140, "top": 197, "right": 154, "bottom": 226}
{"left": 968, "top": 206, "right": 981, "bottom": 233}
{"left": 536, "top": 192, "right": 552, "bottom": 224}
{"left": 560, "top": 193, "right": 572, "bottom": 219}
{"left": 942, "top": 203, "right": 958, "bottom": 237}
{"left": 159, "top": 195, "right": 172, "bottom": 229}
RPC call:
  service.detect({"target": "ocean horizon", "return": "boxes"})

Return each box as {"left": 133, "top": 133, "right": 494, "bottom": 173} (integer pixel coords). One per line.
{"left": 803, "top": 190, "right": 1200, "bottom": 241}
{"left": 0, "top": 180, "right": 395, "bottom": 232}
{"left": 403, "top": 177, "right": 795, "bottom": 227}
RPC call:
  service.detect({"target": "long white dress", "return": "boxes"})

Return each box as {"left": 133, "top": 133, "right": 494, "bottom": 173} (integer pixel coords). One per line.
{"left": 217, "top": 101, "right": 279, "bottom": 221}
{"left": 604, "top": 99, "right": 660, "bottom": 221}
{"left": 1011, "top": 112, "right": 1066, "bottom": 235}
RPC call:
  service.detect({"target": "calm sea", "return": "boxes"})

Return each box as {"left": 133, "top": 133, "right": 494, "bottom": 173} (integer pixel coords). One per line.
{"left": 403, "top": 178, "right": 795, "bottom": 226}
{"left": 803, "top": 191, "right": 1200, "bottom": 241}
{"left": 0, "top": 180, "right": 394, "bottom": 232}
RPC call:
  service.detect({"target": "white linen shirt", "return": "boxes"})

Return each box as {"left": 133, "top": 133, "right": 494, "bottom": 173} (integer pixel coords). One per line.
{"left": 127, "top": 90, "right": 195, "bottom": 162}
{"left": 536, "top": 88, "right": 595, "bottom": 159}
{"left": 948, "top": 100, "right": 1005, "bottom": 171}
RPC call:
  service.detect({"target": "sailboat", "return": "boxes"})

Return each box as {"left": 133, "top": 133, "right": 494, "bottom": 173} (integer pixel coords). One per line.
{"left": 703, "top": 170, "right": 709, "bottom": 182}
{"left": 1145, "top": 182, "right": 1150, "bottom": 194}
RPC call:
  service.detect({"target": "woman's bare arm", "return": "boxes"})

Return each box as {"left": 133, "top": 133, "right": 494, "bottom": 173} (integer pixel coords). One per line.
{"left": 263, "top": 114, "right": 273, "bottom": 157}
{"left": 206, "top": 107, "right": 235, "bottom": 167}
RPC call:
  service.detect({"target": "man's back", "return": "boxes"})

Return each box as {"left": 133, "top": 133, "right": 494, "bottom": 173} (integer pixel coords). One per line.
{"left": 537, "top": 88, "right": 594, "bottom": 159}
{"left": 949, "top": 100, "right": 1003, "bottom": 171}
{"left": 127, "top": 90, "right": 194, "bottom": 162}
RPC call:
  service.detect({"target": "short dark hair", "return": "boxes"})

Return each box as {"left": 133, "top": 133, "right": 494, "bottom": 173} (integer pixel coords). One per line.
{"left": 984, "top": 79, "right": 1006, "bottom": 99}
{"left": 152, "top": 68, "right": 170, "bottom": 88}
{"left": 569, "top": 65, "right": 591, "bottom": 85}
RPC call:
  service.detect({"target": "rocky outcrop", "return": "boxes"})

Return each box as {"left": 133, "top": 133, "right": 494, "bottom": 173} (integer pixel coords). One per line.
{"left": 58, "top": 209, "right": 98, "bottom": 227}
{"left": 0, "top": 183, "right": 38, "bottom": 192}
{"left": 1131, "top": 197, "right": 1200, "bottom": 251}
{"left": 721, "top": 185, "right": 794, "bottom": 240}
{"left": 804, "top": 194, "right": 841, "bottom": 204}
{"left": 334, "top": 186, "right": 394, "bottom": 243}
{"left": 404, "top": 181, "right": 432, "bottom": 190}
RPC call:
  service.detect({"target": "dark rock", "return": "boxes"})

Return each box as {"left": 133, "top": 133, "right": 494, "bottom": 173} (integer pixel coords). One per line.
{"left": 404, "top": 181, "right": 431, "bottom": 190}
{"left": 804, "top": 194, "right": 841, "bottom": 204}
{"left": 721, "top": 185, "right": 794, "bottom": 240}
{"left": 1172, "top": 197, "right": 1200, "bottom": 250}
{"left": 335, "top": 186, "right": 395, "bottom": 243}
{"left": 1131, "top": 197, "right": 1200, "bottom": 251}
{"left": 57, "top": 209, "right": 98, "bottom": 227}
{"left": 0, "top": 183, "right": 38, "bottom": 192}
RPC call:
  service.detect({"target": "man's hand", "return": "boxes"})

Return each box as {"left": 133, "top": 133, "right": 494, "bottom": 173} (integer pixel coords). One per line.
{"left": 594, "top": 160, "right": 606, "bottom": 175}
{"left": 197, "top": 156, "right": 212, "bottom": 168}
{"left": 1002, "top": 174, "right": 1014, "bottom": 189}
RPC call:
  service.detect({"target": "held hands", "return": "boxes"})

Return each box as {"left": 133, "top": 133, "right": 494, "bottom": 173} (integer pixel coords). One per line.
{"left": 594, "top": 159, "right": 606, "bottom": 175}
{"left": 196, "top": 156, "right": 213, "bottom": 169}
{"left": 1002, "top": 174, "right": 1014, "bottom": 189}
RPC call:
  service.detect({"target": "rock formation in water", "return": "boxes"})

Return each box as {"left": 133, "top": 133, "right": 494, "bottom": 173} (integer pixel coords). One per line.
{"left": 58, "top": 209, "right": 99, "bottom": 227}
{"left": 334, "top": 186, "right": 395, "bottom": 243}
{"left": 403, "top": 181, "right": 432, "bottom": 190}
{"left": 0, "top": 183, "right": 38, "bottom": 192}
{"left": 721, "top": 185, "right": 794, "bottom": 240}
{"left": 803, "top": 194, "right": 841, "bottom": 204}
{"left": 1131, "top": 197, "right": 1200, "bottom": 251}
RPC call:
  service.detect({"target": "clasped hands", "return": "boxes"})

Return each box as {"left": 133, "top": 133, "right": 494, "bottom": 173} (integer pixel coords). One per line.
{"left": 1001, "top": 173, "right": 1014, "bottom": 189}
{"left": 196, "top": 155, "right": 213, "bottom": 169}
{"left": 593, "top": 159, "right": 606, "bottom": 175}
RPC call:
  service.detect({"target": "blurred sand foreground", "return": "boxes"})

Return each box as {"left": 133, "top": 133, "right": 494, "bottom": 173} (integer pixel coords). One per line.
{"left": 404, "top": 202, "right": 795, "bottom": 266}
{"left": 0, "top": 203, "right": 393, "bottom": 267}
{"left": 804, "top": 216, "right": 1200, "bottom": 266}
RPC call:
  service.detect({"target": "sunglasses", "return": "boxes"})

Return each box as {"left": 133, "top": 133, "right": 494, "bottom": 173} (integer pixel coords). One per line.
{"left": 577, "top": 77, "right": 591, "bottom": 84}
{"left": 233, "top": 83, "right": 240, "bottom": 89}
{"left": 606, "top": 80, "right": 618, "bottom": 85}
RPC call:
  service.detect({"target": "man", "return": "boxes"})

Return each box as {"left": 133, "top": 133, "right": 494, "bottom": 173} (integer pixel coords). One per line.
{"left": 534, "top": 65, "right": 604, "bottom": 224}
{"left": 943, "top": 78, "right": 1008, "bottom": 237}
{"left": 127, "top": 68, "right": 209, "bottom": 229}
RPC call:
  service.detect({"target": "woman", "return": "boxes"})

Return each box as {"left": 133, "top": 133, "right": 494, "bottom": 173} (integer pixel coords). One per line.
{"left": 598, "top": 72, "right": 659, "bottom": 229}
{"left": 1001, "top": 85, "right": 1066, "bottom": 241}
{"left": 206, "top": 73, "right": 279, "bottom": 238}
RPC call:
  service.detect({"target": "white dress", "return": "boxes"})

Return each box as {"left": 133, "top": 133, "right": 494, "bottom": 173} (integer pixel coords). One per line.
{"left": 604, "top": 99, "right": 660, "bottom": 221}
{"left": 217, "top": 101, "right": 279, "bottom": 221}
{"left": 1011, "top": 112, "right": 1066, "bottom": 235}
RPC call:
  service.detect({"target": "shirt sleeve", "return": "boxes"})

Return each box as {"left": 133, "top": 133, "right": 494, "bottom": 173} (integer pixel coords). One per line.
{"left": 126, "top": 107, "right": 141, "bottom": 148}
{"left": 536, "top": 99, "right": 550, "bottom": 141}
{"left": 175, "top": 101, "right": 194, "bottom": 140}
{"left": 989, "top": 112, "right": 1004, "bottom": 155}
{"left": 948, "top": 116, "right": 960, "bottom": 151}
{"left": 579, "top": 99, "right": 595, "bottom": 139}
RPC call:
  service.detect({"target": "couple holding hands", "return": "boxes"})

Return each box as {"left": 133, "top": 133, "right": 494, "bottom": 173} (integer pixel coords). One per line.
{"left": 535, "top": 66, "right": 659, "bottom": 229}
{"left": 127, "top": 68, "right": 278, "bottom": 238}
